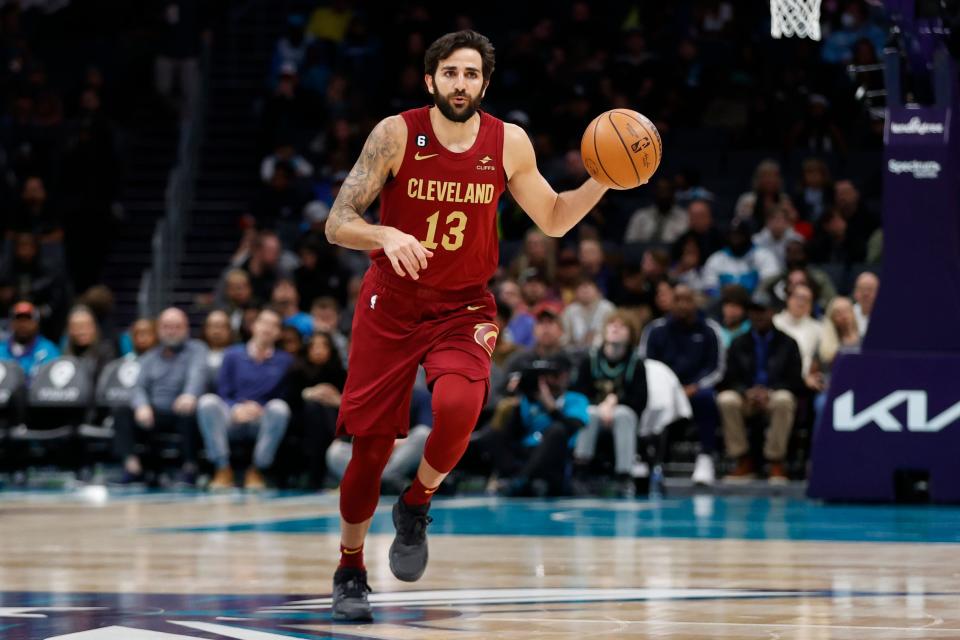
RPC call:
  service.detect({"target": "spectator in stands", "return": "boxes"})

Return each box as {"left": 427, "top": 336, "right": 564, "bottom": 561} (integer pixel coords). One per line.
{"left": 125, "top": 318, "right": 158, "bottom": 359}
{"left": 702, "top": 221, "right": 780, "bottom": 296}
{"left": 220, "top": 268, "right": 255, "bottom": 333}
{"left": 202, "top": 309, "right": 234, "bottom": 389}
{"left": 496, "top": 351, "right": 588, "bottom": 496}
{"left": 62, "top": 305, "right": 116, "bottom": 381}
{"left": 279, "top": 325, "right": 303, "bottom": 355}
{"left": 554, "top": 248, "right": 582, "bottom": 305}
{"left": 115, "top": 307, "right": 207, "bottom": 484}
{"left": 718, "top": 297, "right": 803, "bottom": 484}
{"left": 287, "top": 331, "right": 347, "bottom": 488}
{"left": 669, "top": 234, "right": 706, "bottom": 291}
{"left": 811, "top": 296, "right": 862, "bottom": 418}
{"left": 625, "top": 177, "right": 689, "bottom": 244}
{"left": 270, "top": 15, "right": 312, "bottom": 82}
{"left": 496, "top": 279, "right": 534, "bottom": 348}
{"left": 12, "top": 175, "right": 63, "bottom": 244}
{"left": 249, "top": 160, "right": 311, "bottom": 248}
{"left": 718, "top": 285, "right": 752, "bottom": 347}
{"left": 641, "top": 282, "right": 725, "bottom": 484}
{"left": 578, "top": 238, "right": 612, "bottom": 295}
{"left": 773, "top": 283, "right": 822, "bottom": 376}
{"left": 760, "top": 241, "right": 837, "bottom": 311}
{"left": 271, "top": 278, "right": 312, "bottom": 338}
{"left": 734, "top": 159, "right": 792, "bottom": 231}
{"left": 510, "top": 228, "right": 556, "bottom": 283}
{"left": 306, "top": 0, "right": 353, "bottom": 42}
{"left": 571, "top": 311, "right": 648, "bottom": 496}
{"left": 258, "top": 62, "right": 310, "bottom": 153}
{"left": 562, "top": 278, "right": 614, "bottom": 350}
{"left": 808, "top": 208, "right": 864, "bottom": 265}
{"left": 518, "top": 267, "right": 554, "bottom": 310}
{"left": 502, "top": 301, "right": 571, "bottom": 380}
{"left": 788, "top": 94, "right": 848, "bottom": 156}
{"left": 154, "top": 0, "right": 208, "bottom": 118}
{"left": 793, "top": 157, "right": 832, "bottom": 223}
{"left": 821, "top": 1, "right": 886, "bottom": 64}
{"left": 834, "top": 180, "right": 879, "bottom": 251}
{"left": 199, "top": 308, "right": 293, "bottom": 491}
{"left": 671, "top": 198, "right": 723, "bottom": 267}
{"left": 60, "top": 87, "right": 120, "bottom": 292}
{"left": 294, "top": 233, "right": 349, "bottom": 309}
{"left": 260, "top": 142, "right": 314, "bottom": 183}
{"left": 78, "top": 285, "right": 121, "bottom": 353}
{"left": 227, "top": 231, "right": 288, "bottom": 304}
{"left": 0, "top": 301, "right": 60, "bottom": 379}
{"left": 0, "top": 232, "right": 71, "bottom": 339}
{"left": 852, "top": 271, "right": 878, "bottom": 336}
{"left": 310, "top": 297, "right": 348, "bottom": 366}
{"left": 752, "top": 204, "right": 804, "bottom": 270}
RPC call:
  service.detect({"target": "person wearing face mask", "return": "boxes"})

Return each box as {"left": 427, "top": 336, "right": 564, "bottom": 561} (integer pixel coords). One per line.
{"left": 702, "top": 220, "right": 780, "bottom": 297}
{"left": 113, "top": 307, "right": 208, "bottom": 485}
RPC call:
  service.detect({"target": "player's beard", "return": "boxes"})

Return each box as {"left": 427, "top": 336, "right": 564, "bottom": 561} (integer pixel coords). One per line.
{"left": 434, "top": 88, "right": 482, "bottom": 123}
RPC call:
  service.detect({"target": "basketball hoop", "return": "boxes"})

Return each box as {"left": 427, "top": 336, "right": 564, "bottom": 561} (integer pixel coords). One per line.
{"left": 770, "top": 0, "right": 822, "bottom": 41}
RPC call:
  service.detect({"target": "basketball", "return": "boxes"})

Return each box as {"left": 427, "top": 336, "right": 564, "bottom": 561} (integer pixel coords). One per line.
{"left": 580, "top": 109, "right": 662, "bottom": 189}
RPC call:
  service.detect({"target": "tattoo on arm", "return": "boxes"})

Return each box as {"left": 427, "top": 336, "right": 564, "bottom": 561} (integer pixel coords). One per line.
{"left": 325, "top": 117, "right": 402, "bottom": 244}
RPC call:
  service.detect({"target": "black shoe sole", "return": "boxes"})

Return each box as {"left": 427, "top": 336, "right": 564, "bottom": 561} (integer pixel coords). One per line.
{"left": 331, "top": 608, "right": 373, "bottom": 622}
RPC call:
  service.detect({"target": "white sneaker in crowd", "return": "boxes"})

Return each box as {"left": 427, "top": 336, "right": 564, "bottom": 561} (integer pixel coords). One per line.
{"left": 691, "top": 453, "right": 716, "bottom": 486}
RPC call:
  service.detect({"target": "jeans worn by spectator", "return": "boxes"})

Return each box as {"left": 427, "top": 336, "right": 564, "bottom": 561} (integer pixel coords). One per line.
{"left": 574, "top": 404, "right": 639, "bottom": 475}
{"left": 197, "top": 394, "right": 290, "bottom": 470}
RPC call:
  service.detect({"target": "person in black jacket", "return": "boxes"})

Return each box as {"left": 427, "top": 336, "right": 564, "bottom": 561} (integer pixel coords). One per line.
{"left": 287, "top": 331, "right": 347, "bottom": 488}
{"left": 571, "top": 310, "right": 647, "bottom": 496}
{"left": 718, "top": 297, "right": 802, "bottom": 483}
{"left": 639, "top": 283, "right": 724, "bottom": 485}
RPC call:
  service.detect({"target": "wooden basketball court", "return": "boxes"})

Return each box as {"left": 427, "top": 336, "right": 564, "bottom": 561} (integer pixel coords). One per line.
{"left": 2, "top": 489, "right": 959, "bottom": 639}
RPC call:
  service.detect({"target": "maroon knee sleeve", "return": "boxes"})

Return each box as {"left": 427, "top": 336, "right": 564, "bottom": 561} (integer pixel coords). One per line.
{"left": 423, "top": 374, "right": 487, "bottom": 474}
{"left": 339, "top": 434, "right": 395, "bottom": 524}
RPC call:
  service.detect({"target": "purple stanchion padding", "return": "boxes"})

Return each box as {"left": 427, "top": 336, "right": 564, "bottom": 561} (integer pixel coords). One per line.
{"left": 808, "top": 6, "right": 960, "bottom": 502}
{"left": 808, "top": 352, "right": 960, "bottom": 502}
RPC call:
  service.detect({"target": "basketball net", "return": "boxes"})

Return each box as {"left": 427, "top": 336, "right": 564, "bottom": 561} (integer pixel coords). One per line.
{"left": 770, "top": 0, "right": 822, "bottom": 41}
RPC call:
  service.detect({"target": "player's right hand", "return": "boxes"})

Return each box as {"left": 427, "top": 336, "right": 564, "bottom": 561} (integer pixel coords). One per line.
{"left": 380, "top": 226, "right": 433, "bottom": 280}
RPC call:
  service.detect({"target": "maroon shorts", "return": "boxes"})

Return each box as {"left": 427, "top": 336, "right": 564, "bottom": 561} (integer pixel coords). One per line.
{"left": 336, "top": 265, "right": 498, "bottom": 439}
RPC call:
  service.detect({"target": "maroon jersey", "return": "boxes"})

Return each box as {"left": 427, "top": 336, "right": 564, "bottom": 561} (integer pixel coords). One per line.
{"left": 371, "top": 106, "right": 505, "bottom": 291}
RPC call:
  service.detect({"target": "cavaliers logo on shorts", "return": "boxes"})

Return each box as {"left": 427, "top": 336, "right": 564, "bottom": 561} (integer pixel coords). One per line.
{"left": 473, "top": 323, "right": 499, "bottom": 358}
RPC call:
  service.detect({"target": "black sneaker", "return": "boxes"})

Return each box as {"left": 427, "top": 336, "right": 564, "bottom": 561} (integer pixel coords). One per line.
{"left": 388, "top": 491, "right": 433, "bottom": 582}
{"left": 331, "top": 567, "right": 373, "bottom": 622}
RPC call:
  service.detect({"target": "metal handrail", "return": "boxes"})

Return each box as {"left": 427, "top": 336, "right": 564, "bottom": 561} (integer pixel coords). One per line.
{"left": 139, "top": 43, "right": 211, "bottom": 316}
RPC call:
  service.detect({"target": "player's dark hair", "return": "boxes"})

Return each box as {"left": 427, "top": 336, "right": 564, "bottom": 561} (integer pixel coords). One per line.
{"left": 424, "top": 30, "right": 496, "bottom": 82}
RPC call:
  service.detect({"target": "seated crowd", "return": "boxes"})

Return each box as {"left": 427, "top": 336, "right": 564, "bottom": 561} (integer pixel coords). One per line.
{"left": 0, "top": 162, "right": 879, "bottom": 495}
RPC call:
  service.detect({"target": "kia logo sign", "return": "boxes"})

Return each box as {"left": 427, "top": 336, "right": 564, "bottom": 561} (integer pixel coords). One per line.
{"left": 833, "top": 390, "right": 960, "bottom": 432}
{"left": 49, "top": 360, "right": 76, "bottom": 389}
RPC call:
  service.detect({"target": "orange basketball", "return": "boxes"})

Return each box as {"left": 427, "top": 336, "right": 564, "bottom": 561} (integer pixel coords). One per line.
{"left": 580, "top": 109, "right": 662, "bottom": 190}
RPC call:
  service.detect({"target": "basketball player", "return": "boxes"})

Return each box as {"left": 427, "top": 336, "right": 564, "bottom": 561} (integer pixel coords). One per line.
{"left": 325, "top": 30, "right": 643, "bottom": 621}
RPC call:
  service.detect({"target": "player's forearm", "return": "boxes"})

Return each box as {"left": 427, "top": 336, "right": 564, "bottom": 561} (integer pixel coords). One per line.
{"left": 548, "top": 178, "right": 608, "bottom": 237}
{"left": 326, "top": 207, "right": 385, "bottom": 251}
